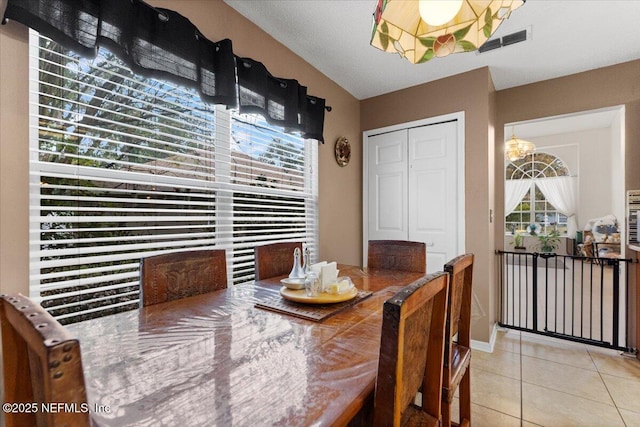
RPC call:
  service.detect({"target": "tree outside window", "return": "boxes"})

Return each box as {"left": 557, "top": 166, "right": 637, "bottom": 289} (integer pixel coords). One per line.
{"left": 31, "top": 34, "right": 317, "bottom": 323}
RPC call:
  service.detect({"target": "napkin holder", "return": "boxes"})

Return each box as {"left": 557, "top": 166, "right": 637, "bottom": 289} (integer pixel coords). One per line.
{"left": 310, "top": 261, "right": 339, "bottom": 287}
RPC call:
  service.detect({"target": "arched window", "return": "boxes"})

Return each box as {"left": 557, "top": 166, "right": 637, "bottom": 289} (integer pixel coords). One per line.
{"left": 505, "top": 153, "right": 570, "bottom": 235}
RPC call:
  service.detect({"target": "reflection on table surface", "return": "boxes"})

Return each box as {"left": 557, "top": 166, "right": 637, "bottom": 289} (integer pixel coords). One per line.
{"left": 67, "top": 265, "right": 424, "bottom": 426}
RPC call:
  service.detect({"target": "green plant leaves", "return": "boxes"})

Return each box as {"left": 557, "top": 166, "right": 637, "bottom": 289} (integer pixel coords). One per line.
{"left": 380, "top": 22, "right": 390, "bottom": 50}
{"left": 483, "top": 8, "right": 493, "bottom": 38}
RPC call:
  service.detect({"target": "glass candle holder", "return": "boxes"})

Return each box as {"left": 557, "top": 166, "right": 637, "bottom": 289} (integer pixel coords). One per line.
{"left": 304, "top": 272, "right": 321, "bottom": 297}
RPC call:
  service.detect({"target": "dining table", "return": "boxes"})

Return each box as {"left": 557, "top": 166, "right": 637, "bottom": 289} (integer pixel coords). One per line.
{"left": 66, "top": 265, "right": 425, "bottom": 426}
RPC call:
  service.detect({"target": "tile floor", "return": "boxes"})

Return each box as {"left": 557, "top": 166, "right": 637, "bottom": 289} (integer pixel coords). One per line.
{"left": 451, "top": 328, "right": 640, "bottom": 426}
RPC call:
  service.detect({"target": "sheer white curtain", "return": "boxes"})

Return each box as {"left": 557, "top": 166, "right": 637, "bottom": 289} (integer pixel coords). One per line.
{"left": 505, "top": 179, "right": 532, "bottom": 216}
{"left": 535, "top": 176, "right": 578, "bottom": 236}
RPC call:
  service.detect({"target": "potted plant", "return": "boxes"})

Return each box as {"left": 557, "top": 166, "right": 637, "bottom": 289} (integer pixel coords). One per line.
{"left": 537, "top": 230, "right": 561, "bottom": 253}
{"left": 511, "top": 233, "right": 526, "bottom": 251}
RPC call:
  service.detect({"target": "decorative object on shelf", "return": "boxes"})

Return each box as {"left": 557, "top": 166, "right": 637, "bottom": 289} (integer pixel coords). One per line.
{"left": 511, "top": 233, "right": 525, "bottom": 250}
{"left": 537, "top": 230, "right": 560, "bottom": 253}
{"left": 505, "top": 126, "right": 536, "bottom": 161}
{"left": 334, "top": 137, "right": 351, "bottom": 166}
{"left": 526, "top": 223, "right": 540, "bottom": 236}
{"left": 370, "top": 0, "right": 525, "bottom": 64}
{"left": 591, "top": 214, "right": 618, "bottom": 242}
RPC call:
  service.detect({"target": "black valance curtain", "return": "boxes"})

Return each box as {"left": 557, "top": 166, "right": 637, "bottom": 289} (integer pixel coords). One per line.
{"left": 2, "top": 0, "right": 327, "bottom": 142}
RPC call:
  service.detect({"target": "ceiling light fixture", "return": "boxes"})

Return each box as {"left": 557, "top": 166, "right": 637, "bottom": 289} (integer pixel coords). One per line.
{"left": 505, "top": 127, "right": 535, "bottom": 162}
{"left": 371, "top": 0, "right": 525, "bottom": 64}
{"left": 419, "top": 0, "right": 463, "bottom": 26}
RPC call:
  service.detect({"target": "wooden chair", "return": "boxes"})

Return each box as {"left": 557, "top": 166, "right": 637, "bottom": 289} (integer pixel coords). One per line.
{"left": 140, "top": 249, "right": 227, "bottom": 307}
{"left": 254, "top": 241, "right": 302, "bottom": 280}
{"left": 442, "top": 253, "right": 474, "bottom": 427}
{"left": 1, "top": 294, "right": 90, "bottom": 427}
{"left": 367, "top": 240, "right": 427, "bottom": 273}
{"left": 373, "top": 272, "right": 449, "bottom": 427}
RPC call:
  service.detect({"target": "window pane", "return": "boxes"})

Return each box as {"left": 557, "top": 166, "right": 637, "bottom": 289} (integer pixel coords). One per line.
{"left": 31, "top": 33, "right": 318, "bottom": 323}
{"left": 505, "top": 152, "right": 569, "bottom": 236}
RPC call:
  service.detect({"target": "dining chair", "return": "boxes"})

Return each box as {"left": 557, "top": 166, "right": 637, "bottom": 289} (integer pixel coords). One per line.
{"left": 1, "top": 294, "right": 90, "bottom": 427}
{"left": 442, "top": 253, "right": 474, "bottom": 427}
{"left": 367, "top": 240, "right": 427, "bottom": 273}
{"left": 254, "top": 241, "right": 303, "bottom": 280}
{"left": 140, "top": 249, "right": 227, "bottom": 307}
{"left": 373, "top": 271, "right": 449, "bottom": 427}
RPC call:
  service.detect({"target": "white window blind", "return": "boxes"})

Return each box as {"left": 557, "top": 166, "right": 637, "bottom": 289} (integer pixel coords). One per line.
{"left": 29, "top": 32, "right": 318, "bottom": 323}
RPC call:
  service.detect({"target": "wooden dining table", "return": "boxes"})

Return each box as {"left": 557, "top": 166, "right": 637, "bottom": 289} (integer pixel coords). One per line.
{"left": 66, "top": 265, "right": 424, "bottom": 426}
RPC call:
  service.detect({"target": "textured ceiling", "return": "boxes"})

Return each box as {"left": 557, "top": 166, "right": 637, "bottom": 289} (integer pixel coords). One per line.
{"left": 225, "top": 0, "right": 640, "bottom": 101}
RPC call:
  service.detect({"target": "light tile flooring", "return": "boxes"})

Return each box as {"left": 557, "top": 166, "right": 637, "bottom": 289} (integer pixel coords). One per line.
{"left": 452, "top": 328, "right": 640, "bottom": 426}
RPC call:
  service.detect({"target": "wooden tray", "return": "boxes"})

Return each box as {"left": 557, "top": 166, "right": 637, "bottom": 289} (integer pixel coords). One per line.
{"left": 255, "top": 290, "right": 373, "bottom": 322}
{"left": 279, "top": 286, "right": 358, "bottom": 304}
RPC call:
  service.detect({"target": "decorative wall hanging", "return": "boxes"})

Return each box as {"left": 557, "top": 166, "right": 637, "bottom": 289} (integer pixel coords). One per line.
{"left": 334, "top": 137, "right": 351, "bottom": 167}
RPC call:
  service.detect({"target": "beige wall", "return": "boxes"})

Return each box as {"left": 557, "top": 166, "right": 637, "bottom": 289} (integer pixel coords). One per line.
{"left": 495, "top": 60, "right": 640, "bottom": 225}
{"left": 496, "top": 60, "right": 640, "bottom": 347}
{"left": 0, "top": 21, "right": 29, "bottom": 295}
{"left": 0, "top": 0, "right": 362, "bottom": 296}
{"left": 149, "top": 1, "right": 363, "bottom": 266}
{"left": 3, "top": 0, "right": 640, "bottom": 347}
{"left": 361, "top": 60, "right": 640, "bottom": 345}
{"left": 361, "top": 67, "right": 497, "bottom": 343}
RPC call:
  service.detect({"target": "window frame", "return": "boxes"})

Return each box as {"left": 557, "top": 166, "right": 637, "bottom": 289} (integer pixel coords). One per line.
{"left": 29, "top": 31, "right": 319, "bottom": 323}
{"left": 505, "top": 152, "right": 570, "bottom": 236}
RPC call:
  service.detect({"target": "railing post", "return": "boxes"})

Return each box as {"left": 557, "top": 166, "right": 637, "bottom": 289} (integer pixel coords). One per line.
{"left": 532, "top": 253, "right": 538, "bottom": 332}
{"left": 612, "top": 259, "right": 620, "bottom": 349}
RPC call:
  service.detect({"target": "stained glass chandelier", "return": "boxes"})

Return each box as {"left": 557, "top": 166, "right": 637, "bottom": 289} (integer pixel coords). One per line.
{"left": 370, "top": 0, "right": 525, "bottom": 64}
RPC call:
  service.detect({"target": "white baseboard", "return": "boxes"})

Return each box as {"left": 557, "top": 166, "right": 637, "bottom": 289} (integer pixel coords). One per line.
{"left": 470, "top": 322, "right": 498, "bottom": 353}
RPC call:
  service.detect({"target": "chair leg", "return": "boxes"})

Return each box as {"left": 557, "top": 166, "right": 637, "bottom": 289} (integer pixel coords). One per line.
{"left": 442, "top": 396, "right": 452, "bottom": 427}
{"left": 459, "top": 368, "right": 471, "bottom": 426}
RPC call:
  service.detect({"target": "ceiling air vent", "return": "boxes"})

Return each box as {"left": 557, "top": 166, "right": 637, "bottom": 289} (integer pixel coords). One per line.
{"left": 478, "top": 29, "right": 528, "bottom": 53}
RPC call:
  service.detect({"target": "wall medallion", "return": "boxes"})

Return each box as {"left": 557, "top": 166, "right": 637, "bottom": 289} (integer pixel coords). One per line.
{"left": 334, "top": 137, "right": 351, "bottom": 167}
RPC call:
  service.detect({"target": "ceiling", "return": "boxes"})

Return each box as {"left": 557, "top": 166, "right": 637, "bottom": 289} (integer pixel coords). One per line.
{"left": 225, "top": 0, "right": 640, "bottom": 101}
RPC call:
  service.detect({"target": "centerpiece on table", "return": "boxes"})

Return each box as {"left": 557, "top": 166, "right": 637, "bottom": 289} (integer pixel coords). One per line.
{"left": 280, "top": 248, "right": 356, "bottom": 303}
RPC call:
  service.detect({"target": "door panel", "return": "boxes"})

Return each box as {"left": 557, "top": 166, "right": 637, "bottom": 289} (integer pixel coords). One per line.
{"left": 415, "top": 169, "right": 446, "bottom": 231}
{"left": 365, "top": 119, "right": 461, "bottom": 272}
{"left": 408, "top": 121, "right": 458, "bottom": 273}
{"left": 368, "top": 130, "right": 407, "bottom": 241}
{"left": 376, "top": 172, "right": 404, "bottom": 232}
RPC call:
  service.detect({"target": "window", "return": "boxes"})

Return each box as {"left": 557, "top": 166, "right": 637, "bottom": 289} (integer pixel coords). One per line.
{"left": 505, "top": 153, "right": 570, "bottom": 235}
{"left": 30, "top": 32, "right": 318, "bottom": 323}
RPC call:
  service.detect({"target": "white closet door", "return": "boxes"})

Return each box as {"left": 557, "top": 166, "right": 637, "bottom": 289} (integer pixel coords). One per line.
{"left": 408, "top": 121, "right": 459, "bottom": 273}
{"left": 367, "top": 129, "right": 408, "bottom": 241}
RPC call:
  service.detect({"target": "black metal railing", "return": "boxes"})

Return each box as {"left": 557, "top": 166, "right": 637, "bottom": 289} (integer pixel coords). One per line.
{"left": 497, "top": 250, "right": 632, "bottom": 351}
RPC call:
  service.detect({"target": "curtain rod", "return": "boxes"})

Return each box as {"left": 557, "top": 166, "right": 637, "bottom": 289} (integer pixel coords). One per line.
{"left": 2, "top": 0, "right": 330, "bottom": 141}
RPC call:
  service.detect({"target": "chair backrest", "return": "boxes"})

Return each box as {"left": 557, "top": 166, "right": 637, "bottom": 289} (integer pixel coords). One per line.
{"left": 374, "top": 272, "right": 449, "bottom": 427}
{"left": 254, "top": 241, "right": 303, "bottom": 280}
{"left": 443, "top": 253, "right": 474, "bottom": 355}
{"left": 367, "top": 240, "right": 427, "bottom": 273}
{"left": 1, "top": 294, "right": 90, "bottom": 427}
{"left": 440, "top": 254, "right": 474, "bottom": 427}
{"left": 140, "top": 249, "right": 227, "bottom": 307}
